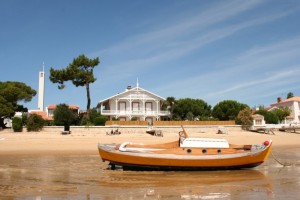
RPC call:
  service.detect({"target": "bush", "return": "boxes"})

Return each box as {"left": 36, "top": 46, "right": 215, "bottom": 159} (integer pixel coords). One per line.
{"left": 79, "top": 108, "right": 108, "bottom": 126}
{"left": 255, "top": 110, "right": 278, "bottom": 124}
{"left": 21, "top": 113, "right": 28, "bottom": 126}
{"left": 12, "top": 117, "right": 23, "bottom": 132}
{"left": 80, "top": 115, "right": 93, "bottom": 126}
{"left": 186, "top": 111, "right": 194, "bottom": 121}
{"left": 80, "top": 111, "right": 108, "bottom": 126}
{"left": 236, "top": 107, "right": 253, "bottom": 130}
{"left": 112, "top": 117, "right": 119, "bottom": 121}
{"left": 131, "top": 117, "right": 138, "bottom": 121}
{"left": 53, "top": 104, "right": 77, "bottom": 126}
{"left": 93, "top": 116, "right": 108, "bottom": 126}
{"left": 26, "top": 114, "right": 44, "bottom": 132}
{"left": 44, "top": 120, "right": 55, "bottom": 126}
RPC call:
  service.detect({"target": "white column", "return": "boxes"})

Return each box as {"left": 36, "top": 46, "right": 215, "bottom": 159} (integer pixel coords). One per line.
{"left": 142, "top": 99, "right": 145, "bottom": 120}
{"left": 156, "top": 100, "right": 159, "bottom": 121}
{"left": 115, "top": 99, "right": 118, "bottom": 115}
{"left": 38, "top": 70, "right": 45, "bottom": 111}
{"left": 129, "top": 99, "right": 132, "bottom": 114}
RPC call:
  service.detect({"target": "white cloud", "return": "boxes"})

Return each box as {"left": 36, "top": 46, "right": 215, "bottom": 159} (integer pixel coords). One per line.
{"left": 212, "top": 67, "right": 300, "bottom": 95}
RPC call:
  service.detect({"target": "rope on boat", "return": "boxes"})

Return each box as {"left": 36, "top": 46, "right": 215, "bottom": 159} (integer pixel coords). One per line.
{"left": 271, "top": 152, "right": 293, "bottom": 167}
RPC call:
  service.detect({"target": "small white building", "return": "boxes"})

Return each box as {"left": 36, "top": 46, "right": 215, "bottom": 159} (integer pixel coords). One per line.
{"left": 97, "top": 85, "right": 170, "bottom": 124}
{"left": 268, "top": 96, "right": 300, "bottom": 124}
{"left": 252, "top": 114, "right": 265, "bottom": 126}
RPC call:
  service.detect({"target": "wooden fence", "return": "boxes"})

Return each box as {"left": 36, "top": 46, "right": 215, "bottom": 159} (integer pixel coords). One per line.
{"left": 105, "top": 120, "right": 235, "bottom": 126}
{"left": 105, "top": 121, "right": 148, "bottom": 126}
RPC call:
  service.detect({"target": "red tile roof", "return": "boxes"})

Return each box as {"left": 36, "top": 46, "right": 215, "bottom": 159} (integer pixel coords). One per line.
{"left": 47, "top": 104, "right": 80, "bottom": 110}
{"left": 29, "top": 111, "right": 53, "bottom": 120}
{"left": 252, "top": 114, "right": 264, "bottom": 119}
{"left": 283, "top": 96, "right": 300, "bottom": 102}
{"left": 270, "top": 96, "right": 300, "bottom": 106}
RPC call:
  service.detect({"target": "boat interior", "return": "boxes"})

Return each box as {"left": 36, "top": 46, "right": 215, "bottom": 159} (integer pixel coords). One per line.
{"left": 114, "top": 126, "right": 258, "bottom": 155}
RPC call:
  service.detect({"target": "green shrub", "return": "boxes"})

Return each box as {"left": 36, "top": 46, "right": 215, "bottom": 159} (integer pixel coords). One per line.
{"left": 21, "top": 113, "right": 28, "bottom": 126}
{"left": 236, "top": 107, "right": 253, "bottom": 130}
{"left": 80, "top": 115, "right": 92, "bottom": 126}
{"left": 255, "top": 110, "right": 278, "bottom": 124}
{"left": 44, "top": 120, "right": 55, "bottom": 126}
{"left": 79, "top": 108, "right": 109, "bottom": 126}
{"left": 112, "top": 117, "right": 119, "bottom": 121}
{"left": 26, "top": 114, "right": 44, "bottom": 132}
{"left": 131, "top": 117, "right": 138, "bottom": 121}
{"left": 186, "top": 111, "right": 194, "bottom": 121}
{"left": 12, "top": 117, "right": 23, "bottom": 132}
{"left": 53, "top": 104, "right": 76, "bottom": 126}
{"left": 93, "top": 116, "right": 108, "bottom": 126}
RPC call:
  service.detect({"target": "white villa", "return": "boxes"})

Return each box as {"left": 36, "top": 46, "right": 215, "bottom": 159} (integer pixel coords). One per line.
{"left": 268, "top": 96, "right": 300, "bottom": 124}
{"left": 97, "top": 85, "right": 170, "bottom": 124}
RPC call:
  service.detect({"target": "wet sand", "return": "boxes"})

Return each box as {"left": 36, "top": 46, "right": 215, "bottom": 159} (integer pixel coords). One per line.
{"left": 0, "top": 128, "right": 300, "bottom": 199}
{"left": 1, "top": 153, "right": 300, "bottom": 199}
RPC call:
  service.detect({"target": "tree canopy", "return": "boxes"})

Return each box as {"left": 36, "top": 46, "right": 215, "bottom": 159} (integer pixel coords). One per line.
{"left": 161, "top": 96, "right": 176, "bottom": 119}
{"left": 236, "top": 107, "right": 253, "bottom": 129}
{"left": 0, "top": 81, "right": 36, "bottom": 128}
{"left": 255, "top": 109, "right": 278, "bottom": 124}
{"left": 287, "top": 92, "right": 294, "bottom": 99}
{"left": 53, "top": 104, "right": 77, "bottom": 126}
{"left": 212, "top": 100, "right": 248, "bottom": 120}
{"left": 26, "top": 114, "right": 45, "bottom": 132}
{"left": 272, "top": 106, "right": 291, "bottom": 123}
{"left": 172, "top": 98, "right": 211, "bottom": 120}
{"left": 80, "top": 108, "right": 108, "bottom": 126}
{"left": 49, "top": 54, "right": 100, "bottom": 113}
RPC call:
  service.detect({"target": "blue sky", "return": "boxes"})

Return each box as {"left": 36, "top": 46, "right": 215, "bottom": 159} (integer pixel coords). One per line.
{"left": 1, "top": 0, "right": 300, "bottom": 111}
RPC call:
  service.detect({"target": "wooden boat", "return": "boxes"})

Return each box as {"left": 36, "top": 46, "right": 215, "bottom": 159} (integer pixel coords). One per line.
{"left": 98, "top": 127, "right": 272, "bottom": 170}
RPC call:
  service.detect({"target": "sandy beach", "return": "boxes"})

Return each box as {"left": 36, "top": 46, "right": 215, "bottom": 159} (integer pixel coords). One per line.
{"left": 0, "top": 126, "right": 299, "bottom": 155}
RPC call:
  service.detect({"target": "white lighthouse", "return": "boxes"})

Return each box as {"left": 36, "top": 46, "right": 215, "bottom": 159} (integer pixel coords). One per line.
{"left": 38, "top": 63, "right": 45, "bottom": 111}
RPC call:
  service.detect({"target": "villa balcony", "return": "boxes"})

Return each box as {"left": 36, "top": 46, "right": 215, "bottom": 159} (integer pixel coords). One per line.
{"left": 101, "top": 109, "right": 170, "bottom": 116}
